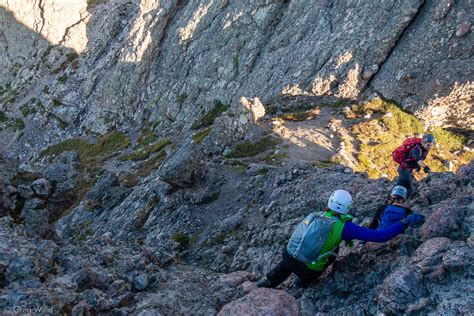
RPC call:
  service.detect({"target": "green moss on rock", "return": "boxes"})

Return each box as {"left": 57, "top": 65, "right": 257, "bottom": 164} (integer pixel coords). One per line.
{"left": 0, "top": 111, "right": 7, "bottom": 122}
{"left": 120, "top": 139, "right": 172, "bottom": 161}
{"left": 171, "top": 233, "right": 190, "bottom": 249}
{"left": 226, "top": 136, "right": 279, "bottom": 158}
{"left": 196, "top": 191, "right": 220, "bottom": 205}
{"left": 193, "top": 128, "right": 211, "bottom": 144}
{"left": 58, "top": 75, "right": 68, "bottom": 84}
{"left": 39, "top": 131, "right": 130, "bottom": 163}
{"left": 191, "top": 100, "right": 229, "bottom": 130}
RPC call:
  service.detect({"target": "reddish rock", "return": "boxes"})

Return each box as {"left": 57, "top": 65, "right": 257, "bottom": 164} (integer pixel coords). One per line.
{"left": 442, "top": 241, "right": 474, "bottom": 271}
{"left": 219, "top": 271, "right": 258, "bottom": 287}
{"left": 412, "top": 237, "right": 452, "bottom": 270}
{"left": 420, "top": 204, "right": 461, "bottom": 240}
{"left": 456, "top": 160, "right": 474, "bottom": 184}
{"left": 378, "top": 267, "right": 424, "bottom": 314}
{"left": 241, "top": 281, "right": 257, "bottom": 293}
{"left": 218, "top": 288, "right": 299, "bottom": 316}
{"left": 362, "top": 69, "right": 374, "bottom": 80}
{"left": 455, "top": 22, "right": 471, "bottom": 37}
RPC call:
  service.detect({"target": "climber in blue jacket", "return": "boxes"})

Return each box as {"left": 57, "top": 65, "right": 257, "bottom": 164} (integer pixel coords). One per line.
{"left": 257, "top": 189, "right": 425, "bottom": 288}
{"left": 368, "top": 185, "right": 413, "bottom": 230}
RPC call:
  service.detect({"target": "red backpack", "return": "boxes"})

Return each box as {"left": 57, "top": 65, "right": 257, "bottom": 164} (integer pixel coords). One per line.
{"left": 392, "top": 138, "right": 422, "bottom": 164}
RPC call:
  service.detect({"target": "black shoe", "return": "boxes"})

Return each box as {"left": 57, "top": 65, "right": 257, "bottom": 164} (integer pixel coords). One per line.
{"left": 294, "top": 277, "right": 311, "bottom": 288}
{"left": 256, "top": 277, "right": 273, "bottom": 288}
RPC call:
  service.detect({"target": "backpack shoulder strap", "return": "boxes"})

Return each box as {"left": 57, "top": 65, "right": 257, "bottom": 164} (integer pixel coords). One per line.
{"left": 404, "top": 143, "right": 422, "bottom": 161}
{"left": 369, "top": 204, "right": 387, "bottom": 229}
{"left": 315, "top": 215, "right": 352, "bottom": 261}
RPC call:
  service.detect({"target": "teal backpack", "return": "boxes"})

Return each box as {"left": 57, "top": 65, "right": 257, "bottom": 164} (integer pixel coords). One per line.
{"left": 286, "top": 212, "right": 337, "bottom": 264}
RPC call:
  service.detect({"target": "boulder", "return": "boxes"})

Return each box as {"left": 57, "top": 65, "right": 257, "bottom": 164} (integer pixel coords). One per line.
{"left": 77, "top": 288, "right": 110, "bottom": 313}
{"left": 378, "top": 267, "right": 424, "bottom": 314}
{"left": 20, "top": 206, "right": 50, "bottom": 238}
{"left": 218, "top": 288, "right": 299, "bottom": 316}
{"left": 240, "top": 97, "right": 266, "bottom": 123}
{"left": 17, "top": 184, "right": 34, "bottom": 200}
{"left": 5, "top": 256, "right": 40, "bottom": 284}
{"left": 158, "top": 141, "right": 204, "bottom": 188}
{"left": 411, "top": 237, "right": 452, "bottom": 271}
{"left": 442, "top": 241, "right": 474, "bottom": 272}
{"left": 420, "top": 203, "right": 462, "bottom": 240}
{"left": 133, "top": 273, "right": 149, "bottom": 291}
{"left": 74, "top": 268, "right": 112, "bottom": 291}
{"left": 456, "top": 160, "right": 474, "bottom": 185}
{"left": 83, "top": 172, "right": 130, "bottom": 213}
{"left": 417, "top": 173, "right": 457, "bottom": 205}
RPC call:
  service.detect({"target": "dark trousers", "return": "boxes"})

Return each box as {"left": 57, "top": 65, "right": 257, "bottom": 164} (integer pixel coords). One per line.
{"left": 396, "top": 167, "right": 413, "bottom": 198}
{"left": 266, "top": 249, "right": 329, "bottom": 288}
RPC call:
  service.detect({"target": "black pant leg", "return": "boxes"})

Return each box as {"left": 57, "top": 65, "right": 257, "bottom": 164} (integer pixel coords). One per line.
{"left": 282, "top": 249, "right": 322, "bottom": 285}
{"left": 266, "top": 258, "right": 292, "bottom": 287}
{"left": 396, "top": 168, "right": 413, "bottom": 198}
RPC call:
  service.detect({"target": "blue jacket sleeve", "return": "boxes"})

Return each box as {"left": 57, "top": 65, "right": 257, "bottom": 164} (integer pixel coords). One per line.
{"left": 341, "top": 221, "right": 405, "bottom": 243}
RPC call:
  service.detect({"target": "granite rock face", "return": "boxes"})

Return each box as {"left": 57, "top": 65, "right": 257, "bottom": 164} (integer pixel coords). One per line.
{"left": 1, "top": 0, "right": 472, "bottom": 161}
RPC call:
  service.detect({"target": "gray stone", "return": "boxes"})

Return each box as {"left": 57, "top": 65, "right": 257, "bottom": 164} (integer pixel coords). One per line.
{"left": 83, "top": 172, "right": 130, "bottom": 213}
{"left": 71, "top": 302, "right": 92, "bottom": 316}
{"left": 31, "top": 178, "right": 52, "bottom": 199}
{"left": 17, "top": 185, "right": 34, "bottom": 200}
{"left": 78, "top": 288, "right": 110, "bottom": 312}
{"left": 137, "top": 309, "right": 163, "bottom": 316}
{"left": 43, "top": 162, "right": 77, "bottom": 184}
{"left": 46, "top": 178, "right": 77, "bottom": 221}
{"left": 74, "top": 268, "right": 112, "bottom": 291}
{"left": 455, "top": 22, "right": 471, "bottom": 37}
{"left": 133, "top": 273, "right": 149, "bottom": 291}
{"left": 20, "top": 207, "right": 50, "bottom": 238}
{"left": 6, "top": 256, "right": 39, "bottom": 283}
{"left": 0, "top": 1, "right": 473, "bottom": 310}
{"left": 158, "top": 141, "right": 204, "bottom": 188}
{"left": 107, "top": 279, "right": 129, "bottom": 297}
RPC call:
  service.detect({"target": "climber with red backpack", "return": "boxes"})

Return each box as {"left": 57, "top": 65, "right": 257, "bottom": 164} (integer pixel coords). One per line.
{"left": 255, "top": 189, "right": 425, "bottom": 289}
{"left": 392, "top": 133, "right": 435, "bottom": 199}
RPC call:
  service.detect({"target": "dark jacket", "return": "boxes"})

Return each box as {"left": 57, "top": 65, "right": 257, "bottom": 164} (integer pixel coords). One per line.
{"left": 401, "top": 143, "right": 428, "bottom": 170}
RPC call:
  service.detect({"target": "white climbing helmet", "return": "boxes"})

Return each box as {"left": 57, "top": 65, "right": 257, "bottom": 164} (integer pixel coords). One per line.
{"left": 391, "top": 185, "right": 407, "bottom": 200}
{"left": 327, "top": 189, "right": 352, "bottom": 214}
